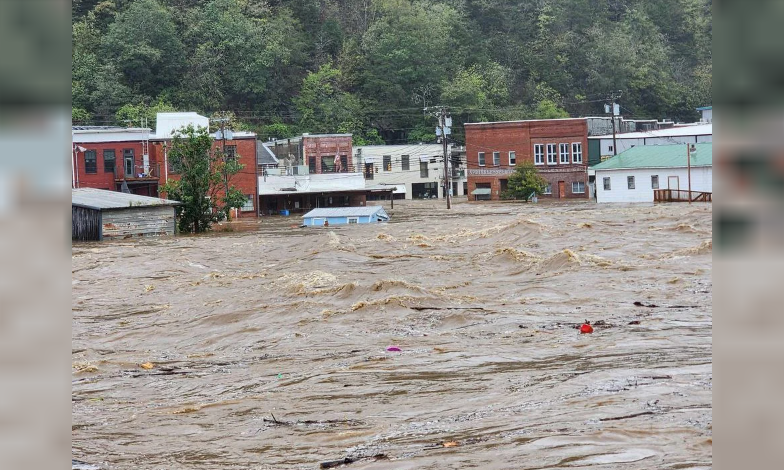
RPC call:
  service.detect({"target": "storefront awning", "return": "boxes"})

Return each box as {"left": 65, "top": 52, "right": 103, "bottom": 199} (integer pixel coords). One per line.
{"left": 471, "top": 188, "right": 492, "bottom": 195}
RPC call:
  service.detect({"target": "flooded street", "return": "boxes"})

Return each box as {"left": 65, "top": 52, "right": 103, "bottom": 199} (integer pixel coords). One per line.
{"left": 72, "top": 199, "right": 712, "bottom": 469}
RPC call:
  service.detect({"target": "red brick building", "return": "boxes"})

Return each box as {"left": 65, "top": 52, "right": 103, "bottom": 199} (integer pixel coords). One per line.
{"left": 149, "top": 132, "right": 258, "bottom": 217}
{"left": 266, "top": 134, "right": 353, "bottom": 174}
{"left": 465, "top": 119, "right": 589, "bottom": 200}
{"left": 72, "top": 126, "right": 159, "bottom": 196}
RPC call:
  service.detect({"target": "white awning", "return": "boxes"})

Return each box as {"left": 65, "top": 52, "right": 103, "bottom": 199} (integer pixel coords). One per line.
{"left": 363, "top": 156, "right": 377, "bottom": 164}
{"left": 419, "top": 155, "right": 431, "bottom": 162}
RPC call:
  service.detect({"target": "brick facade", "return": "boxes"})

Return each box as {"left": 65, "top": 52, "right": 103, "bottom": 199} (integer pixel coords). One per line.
{"left": 465, "top": 119, "right": 589, "bottom": 200}
{"left": 150, "top": 136, "right": 258, "bottom": 217}
{"left": 302, "top": 135, "right": 353, "bottom": 173}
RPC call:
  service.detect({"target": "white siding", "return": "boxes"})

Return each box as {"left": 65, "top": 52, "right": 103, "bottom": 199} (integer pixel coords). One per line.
{"left": 596, "top": 166, "right": 712, "bottom": 203}
{"left": 599, "top": 135, "right": 713, "bottom": 157}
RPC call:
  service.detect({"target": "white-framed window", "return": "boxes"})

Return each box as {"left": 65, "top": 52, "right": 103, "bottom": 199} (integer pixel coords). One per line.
{"left": 493, "top": 151, "right": 500, "bottom": 166}
{"left": 572, "top": 181, "right": 585, "bottom": 194}
{"left": 478, "top": 152, "right": 486, "bottom": 166}
{"left": 509, "top": 151, "right": 516, "bottom": 165}
{"left": 559, "top": 143, "right": 569, "bottom": 164}
{"left": 603, "top": 177, "right": 611, "bottom": 190}
{"left": 241, "top": 194, "right": 254, "bottom": 211}
{"left": 547, "top": 144, "right": 557, "bottom": 164}
{"left": 627, "top": 176, "right": 635, "bottom": 189}
{"left": 572, "top": 142, "right": 583, "bottom": 163}
{"left": 543, "top": 184, "right": 552, "bottom": 194}
{"left": 347, "top": 217, "right": 358, "bottom": 224}
{"left": 651, "top": 175, "right": 659, "bottom": 189}
{"left": 534, "top": 144, "right": 544, "bottom": 165}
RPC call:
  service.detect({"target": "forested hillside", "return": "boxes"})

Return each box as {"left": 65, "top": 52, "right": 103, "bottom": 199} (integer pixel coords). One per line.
{"left": 72, "top": 0, "right": 712, "bottom": 143}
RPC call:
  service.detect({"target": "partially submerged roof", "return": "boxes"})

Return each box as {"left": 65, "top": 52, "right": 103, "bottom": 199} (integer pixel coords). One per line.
{"left": 302, "top": 206, "right": 388, "bottom": 219}
{"left": 72, "top": 188, "right": 181, "bottom": 210}
{"left": 591, "top": 143, "right": 712, "bottom": 171}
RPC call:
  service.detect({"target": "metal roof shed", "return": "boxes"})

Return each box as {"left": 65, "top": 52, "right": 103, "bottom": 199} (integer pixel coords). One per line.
{"left": 72, "top": 188, "right": 181, "bottom": 241}
{"left": 301, "top": 206, "right": 389, "bottom": 226}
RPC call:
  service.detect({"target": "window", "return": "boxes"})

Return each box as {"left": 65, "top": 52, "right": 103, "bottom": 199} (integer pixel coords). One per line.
{"left": 340, "top": 155, "right": 348, "bottom": 172}
{"left": 84, "top": 150, "right": 97, "bottom": 174}
{"left": 309, "top": 156, "right": 317, "bottom": 174}
{"left": 543, "top": 184, "right": 552, "bottom": 194}
{"left": 383, "top": 155, "right": 392, "bottom": 171}
{"left": 572, "top": 181, "right": 585, "bottom": 193}
{"left": 608, "top": 145, "right": 613, "bottom": 152}
{"left": 572, "top": 143, "right": 583, "bottom": 163}
{"left": 347, "top": 217, "right": 358, "bottom": 224}
{"left": 499, "top": 179, "right": 508, "bottom": 193}
{"left": 124, "top": 149, "right": 135, "bottom": 176}
{"left": 547, "top": 144, "right": 557, "bottom": 164}
{"left": 364, "top": 162, "right": 374, "bottom": 180}
{"left": 627, "top": 176, "right": 635, "bottom": 189}
{"left": 509, "top": 151, "right": 516, "bottom": 165}
{"left": 478, "top": 152, "right": 486, "bottom": 166}
{"left": 534, "top": 144, "right": 544, "bottom": 165}
{"left": 321, "top": 155, "right": 335, "bottom": 173}
{"left": 225, "top": 145, "right": 237, "bottom": 161}
{"left": 420, "top": 161, "right": 429, "bottom": 178}
{"left": 402, "top": 155, "right": 410, "bottom": 171}
{"left": 603, "top": 177, "right": 611, "bottom": 190}
{"left": 651, "top": 175, "right": 659, "bottom": 189}
{"left": 559, "top": 143, "right": 569, "bottom": 164}
{"left": 103, "top": 149, "right": 115, "bottom": 174}
{"left": 493, "top": 151, "right": 500, "bottom": 166}
{"left": 241, "top": 195, "right": 254, "bottom": 212}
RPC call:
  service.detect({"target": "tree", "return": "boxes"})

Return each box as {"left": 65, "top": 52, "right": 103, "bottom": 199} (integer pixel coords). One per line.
{"left": 501, "top": 163, "right": 548, "bottom": 200}
{"left": 115, "top": 100, "right": 177, "bottom": 127}
{"left": 161, "top": 125, "right": 246, "bottom": 233}
{"left": 295, "top": 63, "right": 364, "bottom": 134}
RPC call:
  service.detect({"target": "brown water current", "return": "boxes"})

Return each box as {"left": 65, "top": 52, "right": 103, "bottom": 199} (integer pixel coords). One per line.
{"left": 72, "top": 199, "right": 712, "bottom": 469}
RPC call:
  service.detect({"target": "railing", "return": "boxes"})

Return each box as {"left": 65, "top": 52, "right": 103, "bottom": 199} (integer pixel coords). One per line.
{"left": 654, "top": 189, "right": 712, "bottom": 202}
{"left": 115, "top": 163, "right": 160, "bottom": 181}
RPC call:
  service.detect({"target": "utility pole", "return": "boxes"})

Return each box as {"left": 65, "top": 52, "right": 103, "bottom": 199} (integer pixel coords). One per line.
{"left": 426, "top": 106, "right": 452, "bottom": 209}
{"left": 211, "top": 116, "right": 231, "bottom": 217}
{"left": 607, "top": 91, "right": 622, "bottom": 156}
{"left": 687, "top": 143, "right": 694, "bottom": 204}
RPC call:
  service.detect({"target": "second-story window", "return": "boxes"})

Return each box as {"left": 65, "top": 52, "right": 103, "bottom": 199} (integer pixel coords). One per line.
{"left": 509, "top": 151, "right": 516, "bottom": 165}
{"left": 547, "top": 144, "right": 557, "bottom": 164}
{"left": 493, "top": 151, "right": 500, "bottom": 166}
{"left": 84, "top": 150, "right": 97, "bottom": 174}
{"left": 478, "top": 152, "right": 486, "bottom": 166}
{"left": 383, "top": 155, "right": 392, "bottom": 171}
{"left": 559, "top": 143, "right": 569, "bottom": 164}
{"left": 103, "top": 149, "right": 115, "bottom": 174}
{"left": 572, "top": 142, "right": 583, "bottom": 163}
{"left": 534, "top": 144, "right": 544, "bottom": 165}
{"left": 420, "top": 161, "right": 429, "bottom": 178}
{"left": 402, "top": 155, "right": 410, "bottom": 171}
{"left": 225, "top": 145, "right": 237, "bottom": 161}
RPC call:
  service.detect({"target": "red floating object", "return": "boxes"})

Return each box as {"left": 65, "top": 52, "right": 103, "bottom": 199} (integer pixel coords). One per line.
{"left": 580, "top": 323, "right": 594, "bottom": 334}
{"left": 386, "top": 346, "right": 402, "bottom": 352}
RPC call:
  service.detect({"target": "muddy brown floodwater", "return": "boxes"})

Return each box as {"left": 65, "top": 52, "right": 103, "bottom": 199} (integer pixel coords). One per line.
{"left": 72, "top": 199, "right": 712, "bottom": 470}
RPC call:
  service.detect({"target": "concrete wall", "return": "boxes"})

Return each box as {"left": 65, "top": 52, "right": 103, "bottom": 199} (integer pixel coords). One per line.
{"left": 596, "top": 166, "right": 712, "bottom": 203}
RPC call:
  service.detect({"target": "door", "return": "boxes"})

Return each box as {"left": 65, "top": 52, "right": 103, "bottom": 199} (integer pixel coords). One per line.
{"left": 124, "top": 156, "right": 134, "bottom": 177}
{"left": 558, "top": 181, "right": 566, "bottom": 198}
{"left": 668, "top": 176, "right": 679, "bottom": 190}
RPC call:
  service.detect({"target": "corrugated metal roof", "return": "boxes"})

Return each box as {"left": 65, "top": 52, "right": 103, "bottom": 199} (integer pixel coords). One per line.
{"left": 590, "top": 143, "right": 712, "bottom": 171}
{"left": 302, "top": 206, "right": 387, "bottom": 219}
{"left": 72, "top": 188, "right": 181, "bottom": 210}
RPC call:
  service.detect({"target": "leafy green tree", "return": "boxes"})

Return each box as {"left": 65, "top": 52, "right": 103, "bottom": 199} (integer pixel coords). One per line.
{"left": 72, "top": 108, "right": 91, "bottom": 124}
{"left": 102, "top": 0, "right": 185, "bottom": 99}
{"left": 161, "top": 125, "right": 246, "bottom": 233}
{"left": 295, "top": 64, "right": 364, "bottom": 133}
{"left": 115, "top": 100, "right": 177, "bottom": 127}
{"left": 501, "top": 163, "right": 548, "bottom": 200}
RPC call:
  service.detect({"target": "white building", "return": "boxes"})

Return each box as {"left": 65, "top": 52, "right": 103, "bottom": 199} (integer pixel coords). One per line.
{"left": 592, "top": 143, "right": 712, "bottom": 203}
{"left": 589, "top": 123, "right": 712, "bottom": 163}
{"left": 353, "top": 144, "right": 467, "bottom": 199}
{"left": 696, "top": 106, "right": 712, "bottom": 123}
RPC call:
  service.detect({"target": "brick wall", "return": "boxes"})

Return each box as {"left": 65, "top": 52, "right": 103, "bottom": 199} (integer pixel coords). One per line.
{"left": 73, "top": 141, "right": 152, "bottom": 192}
{"left": 465, "top": 119, "right": 589, "bottom": 200}
{"left": 302, "top": 136, "right": 353, "bottom": 173}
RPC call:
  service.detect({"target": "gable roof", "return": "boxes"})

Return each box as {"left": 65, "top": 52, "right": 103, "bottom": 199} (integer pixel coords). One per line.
{"left": 302, "top": 206, "right": 388, "bottom": 219}
{"left": 590, "top": 143, "right": 712, "bottom": 171}
{"left": 258, "top": 143, "right": 279, "bottom": 166}
{"left": 72, "top": 188, "right": 181, "bottom": 210}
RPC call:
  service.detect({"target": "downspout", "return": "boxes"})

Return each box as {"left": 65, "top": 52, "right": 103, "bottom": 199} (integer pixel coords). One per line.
{"left": 72, "top": 145, "right": 76, "bottom": 188}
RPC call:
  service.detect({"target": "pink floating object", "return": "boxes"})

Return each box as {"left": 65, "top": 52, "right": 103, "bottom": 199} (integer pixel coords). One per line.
{"left": 386, "top": 346, "right": 402, "bottom": 352}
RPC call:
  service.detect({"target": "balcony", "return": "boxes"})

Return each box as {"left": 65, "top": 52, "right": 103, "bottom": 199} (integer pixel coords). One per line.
{"left": 114, "top": 163, "right": 161, "bottom": 182}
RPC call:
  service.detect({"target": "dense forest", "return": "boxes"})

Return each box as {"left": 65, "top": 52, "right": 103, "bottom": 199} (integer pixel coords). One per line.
{"left": 72, "top": 0, "right": 712, "bottom": 144}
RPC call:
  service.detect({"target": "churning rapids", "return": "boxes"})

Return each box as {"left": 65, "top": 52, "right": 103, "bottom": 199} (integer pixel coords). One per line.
{"left": 72, "top": 199, "right": 712, "bottom": 469}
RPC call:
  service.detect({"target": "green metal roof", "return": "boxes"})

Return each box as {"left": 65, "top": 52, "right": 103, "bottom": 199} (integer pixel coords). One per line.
{"left": 590, "top": 143, "right": 712, "bottom": 171}
{"left": 471, "top": 188, "right": 492, "bottom": 195}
